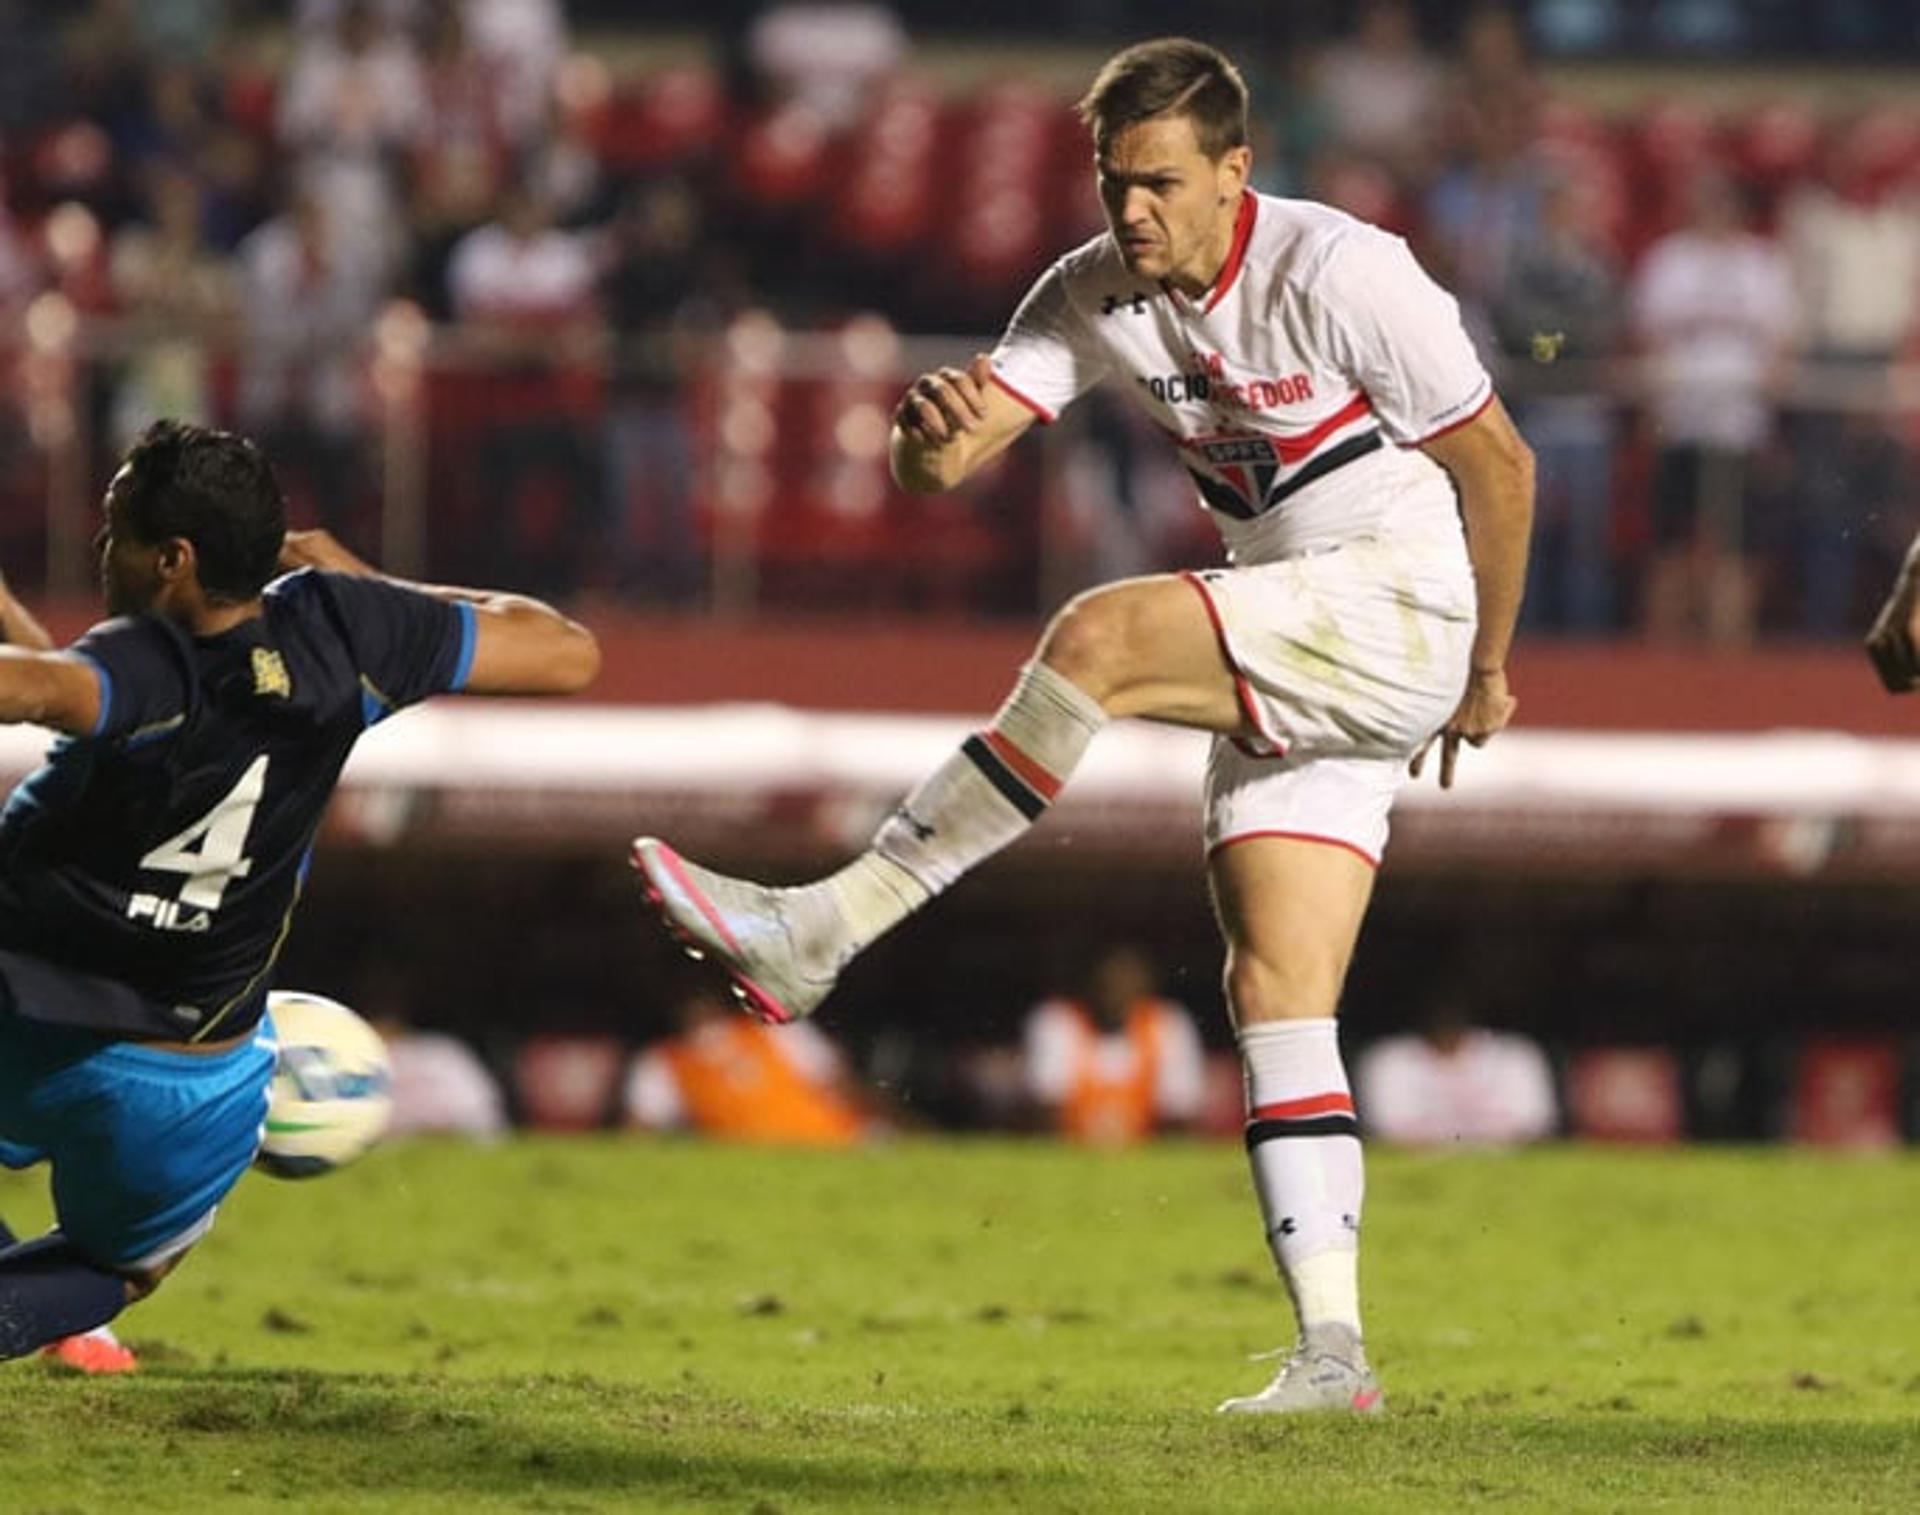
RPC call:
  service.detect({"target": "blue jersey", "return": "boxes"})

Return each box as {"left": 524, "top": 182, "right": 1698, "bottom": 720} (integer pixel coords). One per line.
{"left": 0, "top": 569, "right": 475, "bottom": 1041}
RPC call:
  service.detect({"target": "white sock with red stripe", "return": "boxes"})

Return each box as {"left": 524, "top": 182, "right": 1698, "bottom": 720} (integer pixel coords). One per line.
{"left": 821, "top": 661, "right": 1107, "bottom": 952}
{"left": 1239, "top": 1018, "right": 1366, "bottom": 1347}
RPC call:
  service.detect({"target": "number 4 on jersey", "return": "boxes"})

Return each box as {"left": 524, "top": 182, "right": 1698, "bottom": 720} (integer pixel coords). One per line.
{"left": 137, "top": 753, "right": 269, "bottom": 915}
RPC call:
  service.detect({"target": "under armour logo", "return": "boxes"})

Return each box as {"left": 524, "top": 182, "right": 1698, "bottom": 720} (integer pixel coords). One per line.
{"left": 1101, "top": 291, "right": 1150, "bottom": 316}
{"left": 895, "top": 807, "right": 937, "bottom": 842}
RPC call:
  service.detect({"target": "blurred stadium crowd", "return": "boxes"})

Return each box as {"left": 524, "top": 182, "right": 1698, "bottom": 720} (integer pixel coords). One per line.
{"left": 2, "top": 1, "right": 1919, "bottom": 636}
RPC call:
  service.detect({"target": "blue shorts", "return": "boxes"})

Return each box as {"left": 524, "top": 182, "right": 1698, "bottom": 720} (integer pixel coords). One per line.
{"left": 0, "top": 1010, "right": 277, "bottom": 1271}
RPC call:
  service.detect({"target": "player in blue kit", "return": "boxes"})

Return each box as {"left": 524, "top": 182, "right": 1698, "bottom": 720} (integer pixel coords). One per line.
{"left": 0, "top": 419, "right": 599, "bottom": 1364}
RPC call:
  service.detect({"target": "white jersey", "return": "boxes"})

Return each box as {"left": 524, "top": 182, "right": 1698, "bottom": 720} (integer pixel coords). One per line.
{"left": 991, "top": 191, "right": 1492, "bottom": 565}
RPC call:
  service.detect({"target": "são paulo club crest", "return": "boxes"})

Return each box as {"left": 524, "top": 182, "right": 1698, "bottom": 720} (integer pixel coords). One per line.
{"left": 1184, "top": 435, "right": 1281, "bottom": 521}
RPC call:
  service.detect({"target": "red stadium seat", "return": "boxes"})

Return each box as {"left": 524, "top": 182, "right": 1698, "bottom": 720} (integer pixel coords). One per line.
{"left": 608, "top": 65, "right": 728, "bottom": 173}
{"left": 1565, "top": 1047, "right": 1684, "bottom": 1144}
{"left": 1789, "top": 1039, "right": 1901, "bottom": 1150}
{"left": 731, "top": 102, "right": 833, "bottom": 210}
{"left": 513, "top": 1036, "right": 625, "bottom": 1131}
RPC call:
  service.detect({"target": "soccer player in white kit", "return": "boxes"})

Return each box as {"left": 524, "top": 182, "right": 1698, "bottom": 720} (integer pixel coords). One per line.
{"left": 634, "top": 37, "right": 1534, "bottom": 1413}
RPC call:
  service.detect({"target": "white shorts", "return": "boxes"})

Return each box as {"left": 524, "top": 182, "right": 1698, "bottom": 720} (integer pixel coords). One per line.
{"left": 1185, "top": 532, "right": 1475, "bottom": 865}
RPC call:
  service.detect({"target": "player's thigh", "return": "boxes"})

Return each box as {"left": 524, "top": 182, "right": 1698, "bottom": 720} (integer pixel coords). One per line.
{"left": 41, "top": 1026, "right": 276, "bottom": 1273}
{"left": 1205, "top": 750, "right": 1400, "bottom": 1025}
{"left": 1038, "top": 573, "right": 1246, "bottom": 731}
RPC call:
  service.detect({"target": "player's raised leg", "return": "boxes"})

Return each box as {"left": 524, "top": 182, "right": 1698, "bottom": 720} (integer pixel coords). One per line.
{"left": 1209, "top": 833, "right": 1385, "bottom": 1415}
{"left": 0, "top": 1213, "right": 137, "bottom": 1374}
{"left": 634, "top": 575, "right": 1242, "bottom": 1022}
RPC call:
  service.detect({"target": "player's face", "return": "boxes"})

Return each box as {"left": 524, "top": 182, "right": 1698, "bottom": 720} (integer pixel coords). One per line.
{"left": 97, "top": 470, "right": 164, "bottom": 617}
{"left": 1095, "top": 115, "right": 1250, "bottom": 294}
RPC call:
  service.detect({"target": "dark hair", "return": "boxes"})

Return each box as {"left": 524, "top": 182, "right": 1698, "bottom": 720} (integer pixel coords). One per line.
{"left": 116, "top": 420, "right": 286, "bottom": 603}
{"left": 1077, "top": 37, "right": 1250, "bottom": 159}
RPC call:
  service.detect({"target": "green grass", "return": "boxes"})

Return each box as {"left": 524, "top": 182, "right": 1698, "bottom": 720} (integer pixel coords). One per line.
{"left": 5, "top": 1140, "right": 1920, "bottom": 1512}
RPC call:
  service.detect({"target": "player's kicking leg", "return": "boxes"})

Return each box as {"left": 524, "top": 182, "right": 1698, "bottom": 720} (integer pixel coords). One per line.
{"left": 634, "top": 575, "right": 1237, "bottom": 1023}
{"left": 0, "top": 1149, "right": 137, "bottom": 1372}
{"left": 1208, "top": 832, "right": 1385, "bottom": 1415}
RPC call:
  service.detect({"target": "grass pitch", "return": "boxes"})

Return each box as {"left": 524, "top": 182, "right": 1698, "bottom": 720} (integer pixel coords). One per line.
{"left": 4, "top": 1138, "right": 1919, "bottom": 1512}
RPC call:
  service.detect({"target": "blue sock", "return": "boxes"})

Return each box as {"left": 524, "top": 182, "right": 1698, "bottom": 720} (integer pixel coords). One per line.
{"left": 0, "top": 1233, "right": 127, "bottom": 1359}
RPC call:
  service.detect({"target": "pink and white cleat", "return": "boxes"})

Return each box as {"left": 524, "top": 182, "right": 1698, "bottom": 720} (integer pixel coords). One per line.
{"left": 630, "top": 838, "right": 841, "bottom": 1025}
{"left": 1216, "top": 1327, "right": 1384, "bottom": 1416}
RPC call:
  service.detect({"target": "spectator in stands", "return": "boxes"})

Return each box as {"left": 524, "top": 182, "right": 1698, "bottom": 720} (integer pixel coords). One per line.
{"left": 1022, "top": 945, "right": 1205, "bottom": 1146}
{"left": 624, "top": 984, "right": 871, "bottom": 1146}
{"left": 745, "top": 2, "right": 908, "bottom": 131}
{"left": 1313, "top": 0, "right": 1442, "bottom": 186}
{"left": 462, "top": 0, "right": 569, "bottom": 150}
{"left": 1424, "top": 92, "right": 1548, "bottom": 356}
{"left": 1355, "top": 1001, "right": 1558, "bottom": 1147}
{"left": 1630, "top": 169, "right": 1797, "bottom": 644}
{"left": 236, "top": 180, "right": 388, "bottom": 534}
{"left": 447, "top": 175, "right": 602, "bottom": 591}
{"left": 409, "top": 0, "right": 515, "bottom": 255}
{"left": 106, "top": 162, "right": 233, "bottom": 450}
{"left": 278, "top": 0, "right": 424, "bottom": 278}
{"left": 375, "top": 1015, "right": 510, "bottom": 1140}
{"left": 1779, "top": 114, "right": 1920, "bottom": 634}
{"left": 600, "top": 175, "right": 723, "bottom": 602}
{"left": 1491, "top": 166, "right": 1625, "bottom": 633}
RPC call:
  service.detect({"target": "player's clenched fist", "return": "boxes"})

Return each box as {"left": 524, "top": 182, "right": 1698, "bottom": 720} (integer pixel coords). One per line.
{"left": 894, "top": 353, "right": 995, "bottom": 445}
{"left": 1865, "top": 542, "right": 1920, "bottom": 694}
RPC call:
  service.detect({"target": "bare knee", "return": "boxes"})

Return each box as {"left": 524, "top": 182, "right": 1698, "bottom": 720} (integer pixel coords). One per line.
{"left": 1225, "top": 947, "right": 1343, "bottom": 1027}
{"left": 1036, "top": 588, "right": 1137, "bottom": 707}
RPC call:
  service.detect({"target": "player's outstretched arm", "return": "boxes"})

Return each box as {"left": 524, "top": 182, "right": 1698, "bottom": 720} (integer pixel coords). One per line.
{"left": 1866, "top": 532, "right": 1920, "bottom": 693}
{"left": 280, "top": 529, "right": 600, "bottom": 696}
{"left": 0, "top": 569, "right": 55, "bottom": 652}
{"left": 1412, "top": 395, "right": 1535, "bottom": 788}
{"left": 0, "top": 648, "right": 103, "bottom": 735}
{"left": 889, "top": 353, "right": 1039, "bottom": 493}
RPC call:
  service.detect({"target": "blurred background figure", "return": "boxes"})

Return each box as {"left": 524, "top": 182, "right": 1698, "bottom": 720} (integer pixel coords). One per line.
{"left": 1631, "top": 169, "right": 1797, "bottom": 645}
{"left": 1022, "top": 945, "right": 1205, "bottom": 1147}
{"left": 235, "top": 180, "right": 387, "bottom": 534}
{"left": 106, "top": 163, "right": 232, "bottom": 449}
{"left": 1492, "top": 166, "right": 1626, "bottom": 633}
{"left": 744, "top": 2, "right": 908, "bottom": 130}
{"left": 598, "top": 175, "right": 721, "bottom": 602}
{"left": 446, "top": 175, "right": 602, "bottom": 592}
{"left": 623, "top": 983, "right": 873, "bottom": 1146}
{"left": 1355, "top": 1001, "right": 1558, "bottom": 1148}
{"left": 278, "top": 0, "right": 424, "bottom": 280}
{"left": 1314, "top": 0, "right": 1442, "bottom": 187}
{"left": 1778, "top": 111, "right": 1920, "bottom": 635}
{"left": 374, "top": 1014, "right": 510, "bottom": 1141}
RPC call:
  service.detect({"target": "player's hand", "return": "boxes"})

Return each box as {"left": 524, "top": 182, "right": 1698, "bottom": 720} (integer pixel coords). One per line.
{"left": 1410, "top": 668, "right": 1517, "bottom": 789}
{"left": 894, "top": 353, "right": 994, "bottom": 446}
{"left": 280, "top": 529, "right": 374, "bottom": 576}
{"left": 1865, "top": 559, "right": 1920, "bottom": 693}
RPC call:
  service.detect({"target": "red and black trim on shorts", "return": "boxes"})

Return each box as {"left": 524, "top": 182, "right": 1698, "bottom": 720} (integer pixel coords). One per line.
{"left": 1245, "top": 1092, "right": 1360, "bottom": 1147}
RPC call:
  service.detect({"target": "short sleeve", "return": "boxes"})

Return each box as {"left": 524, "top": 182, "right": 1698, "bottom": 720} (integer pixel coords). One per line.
{"left": 989, "top": 261, "right": 1112, "bottom": 423}
{"left": 1315, "top": 230, "right": 1494, "bottom": 445}
{"left": 67, "top": 616, "right": 189, "bottom": 743}
{"left": 313, "top": 571, "right": 475, "bottom": 718}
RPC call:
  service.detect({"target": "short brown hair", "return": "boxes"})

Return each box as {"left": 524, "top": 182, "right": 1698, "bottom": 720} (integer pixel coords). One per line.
{"left": 1077, "top": 38, "right": 1249, "bottom": 159}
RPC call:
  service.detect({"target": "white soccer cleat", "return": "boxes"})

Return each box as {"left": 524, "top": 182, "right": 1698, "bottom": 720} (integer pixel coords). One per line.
{"left": 630, "top": 838, "right": 840, "bottom": 1025}
{"left": 1216, "top": 1329, "right": 1385, "bottom": 1416}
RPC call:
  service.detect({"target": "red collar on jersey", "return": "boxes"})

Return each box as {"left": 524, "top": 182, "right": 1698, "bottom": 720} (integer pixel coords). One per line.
{"left": 1162, "top": 190, "right": 1258, "bottom": 315}
{"left": 1204, "top": 190, "right": 1257, "bottom": 313}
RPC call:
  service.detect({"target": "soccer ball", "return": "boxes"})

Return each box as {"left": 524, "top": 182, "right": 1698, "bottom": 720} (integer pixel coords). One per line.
{"left": 257, "top": 990, "right": 394, "bottom": 1180}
